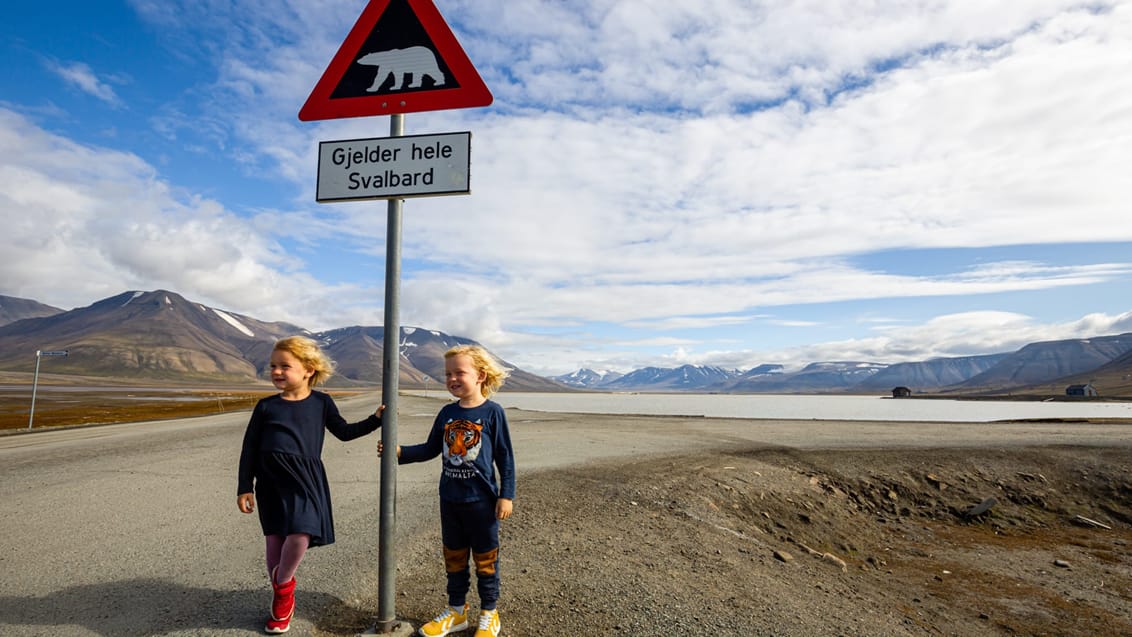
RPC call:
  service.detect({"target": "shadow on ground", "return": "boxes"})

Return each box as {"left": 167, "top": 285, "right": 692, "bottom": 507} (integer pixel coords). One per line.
{"left": 0, "top": 577, "right": 369, "bottom": 636}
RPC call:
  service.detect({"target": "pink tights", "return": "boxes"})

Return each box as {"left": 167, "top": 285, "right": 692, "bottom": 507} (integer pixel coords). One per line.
{"left": 266, "top": 533, "right": 310, "bottom": 584}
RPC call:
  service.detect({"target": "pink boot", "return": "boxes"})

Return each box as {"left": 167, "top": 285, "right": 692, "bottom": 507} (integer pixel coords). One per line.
{"left": 265, "top": 567, "right": 296, "bottom": 634}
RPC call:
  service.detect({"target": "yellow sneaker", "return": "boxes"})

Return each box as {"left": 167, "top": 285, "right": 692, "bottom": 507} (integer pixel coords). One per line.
{"left": 473, "top": 609, "right": 501, "bottom": 637}
{"left": 419, "top": 604, "right": 468, "bottom": 637}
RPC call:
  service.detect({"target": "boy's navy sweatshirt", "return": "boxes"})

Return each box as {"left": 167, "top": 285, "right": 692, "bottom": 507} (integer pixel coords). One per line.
{"left": 399, "top": 399, "right": 516, "bottom": 503}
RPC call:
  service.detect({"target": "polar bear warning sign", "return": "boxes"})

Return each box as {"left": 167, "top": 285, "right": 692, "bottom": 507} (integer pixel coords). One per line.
{"left": 299, "top": 0, "right": 492, "bottom": 120}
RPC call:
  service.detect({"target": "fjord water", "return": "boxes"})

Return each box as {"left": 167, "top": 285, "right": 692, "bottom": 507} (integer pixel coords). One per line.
{"left": 488, "top": 392, "right": 1132, "bottom": 423}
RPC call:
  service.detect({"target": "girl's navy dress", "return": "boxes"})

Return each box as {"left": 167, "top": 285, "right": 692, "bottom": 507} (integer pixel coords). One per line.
{"left": 237, "top": 391, "right": 381, "bottom": 546}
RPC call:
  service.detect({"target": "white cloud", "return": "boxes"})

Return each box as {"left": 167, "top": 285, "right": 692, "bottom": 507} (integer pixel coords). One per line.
{"left": 5, "top": 1, "right": 1132, "bottom": 378}
{"left": 0, "top": 108, "right": 353, "bottom": 327}
{"left": 45, "top": 61, "right": 124, "bottom": 108}
{"left": 199, "top": 0, "right": 1132, "bottom": 369}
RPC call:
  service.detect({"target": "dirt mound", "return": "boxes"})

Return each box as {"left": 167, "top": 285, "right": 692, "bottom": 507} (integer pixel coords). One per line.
{"left": 381, "top": 445, "right": 1132, "bottom": 637}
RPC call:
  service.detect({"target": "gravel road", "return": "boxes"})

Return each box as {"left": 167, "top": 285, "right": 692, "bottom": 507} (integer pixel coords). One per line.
{"left": 1, "top": 393, "right": 1129, "bottom": 636}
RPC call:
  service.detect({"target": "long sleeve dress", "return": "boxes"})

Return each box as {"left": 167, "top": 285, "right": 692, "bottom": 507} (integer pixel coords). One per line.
{"left": 237, "top": 391, "right": 381, "bottom": 546}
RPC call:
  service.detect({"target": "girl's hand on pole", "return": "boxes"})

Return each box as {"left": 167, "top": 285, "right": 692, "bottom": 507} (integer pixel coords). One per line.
{"left": 496, "top": 498, "right": 513, "bottom": 521}
{"left": 376, "top": 441, "right": 401, "bottom": 458}
{"left": 237, "top": 493, "right": 255, "bottom": 514}
{"left": 375, "top": 405, "right": 385, "bottom": 418}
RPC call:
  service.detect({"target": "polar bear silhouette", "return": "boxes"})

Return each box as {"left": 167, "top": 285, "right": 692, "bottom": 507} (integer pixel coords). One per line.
{"left": 357, "top": 46, "right": 446, "bottom": 92}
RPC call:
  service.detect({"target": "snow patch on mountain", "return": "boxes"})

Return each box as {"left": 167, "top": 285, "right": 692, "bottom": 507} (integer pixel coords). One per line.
{"left": 212, "top": 308, "right": 255, "bottom": 337}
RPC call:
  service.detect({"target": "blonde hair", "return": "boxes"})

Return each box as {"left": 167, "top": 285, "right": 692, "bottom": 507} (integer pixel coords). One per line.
{"left": 446, "top": 344, "right": 510, "bottom": 398}
{"left": 274, "top": 335, "right": 335, "bottom": 388}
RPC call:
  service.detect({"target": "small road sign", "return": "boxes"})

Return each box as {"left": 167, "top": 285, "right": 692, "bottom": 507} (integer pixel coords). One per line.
{"left": 316, "top": 131, "right": 471, "bottom": 201}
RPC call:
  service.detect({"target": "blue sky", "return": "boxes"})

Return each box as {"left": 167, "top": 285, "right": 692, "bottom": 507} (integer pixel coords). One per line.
{"left": 3, "top": 1, "right": 1132, "bottom": 377}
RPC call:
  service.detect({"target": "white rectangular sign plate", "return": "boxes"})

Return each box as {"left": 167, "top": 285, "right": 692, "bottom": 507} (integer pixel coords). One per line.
{"left": 317, "top": 131, "right": 471, "bottom": 202}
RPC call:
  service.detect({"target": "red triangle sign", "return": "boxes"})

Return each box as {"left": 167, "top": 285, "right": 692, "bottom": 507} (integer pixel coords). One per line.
{"left": 299, "top": 0, "right": 492, "bottom": 121}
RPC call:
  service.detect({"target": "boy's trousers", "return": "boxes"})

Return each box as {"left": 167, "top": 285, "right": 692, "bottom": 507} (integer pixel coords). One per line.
{"left": 440, "top": 498, "right": 501, "bottom": 610}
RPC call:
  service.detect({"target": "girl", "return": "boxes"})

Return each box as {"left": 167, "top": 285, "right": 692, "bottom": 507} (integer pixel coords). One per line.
{"left": 380, "top": 344, "right": 515, "bottom": 637}
{"left": 237, "top": 335, "right": 384, "bottom": 634}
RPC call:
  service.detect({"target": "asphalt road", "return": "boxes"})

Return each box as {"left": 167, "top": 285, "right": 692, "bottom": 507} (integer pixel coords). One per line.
{"left": 2, "top": 393, "right": 1129, "bottom": 636}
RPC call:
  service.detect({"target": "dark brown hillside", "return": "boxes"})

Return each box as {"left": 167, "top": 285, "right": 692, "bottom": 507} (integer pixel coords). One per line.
{"left": 0, "top": 294, "right": 64, "bottom": 326}
{"left": 0, "top": 290, "right": 301, "bottom": 382}
{"left": 319, "top": 326, "right": 438, "bottom": 387}
{"left": 953, "top": 333, "right": 1132, "bottom": 393}
{"left": 855, "top": 353, "right": 1008, "bottom": 390}
{"left": 0, "top": 289, "right": 565, "bottom": 388}
{"left": 1040, "top": 346, "right": 1132, "bottom": 396}
{"left": 399, "top": 326, "right": 568, "bottom": 392}
{"left": 321, "top": 325, "right": 566, "bottom": 392}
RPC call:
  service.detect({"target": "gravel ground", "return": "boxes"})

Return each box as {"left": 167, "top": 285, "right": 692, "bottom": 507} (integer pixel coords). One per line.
{"left": 365, "top": 444, "right": 1132, "bottom": 637}
{"left": 2, "top": 393, "right": 1129, "bottom": 637}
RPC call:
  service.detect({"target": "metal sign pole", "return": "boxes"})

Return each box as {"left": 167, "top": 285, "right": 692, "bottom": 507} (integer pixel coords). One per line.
{"left": 377, "top": 112, "right": 405, "bottom": 633}
{"left": 300, "top": 6, "right": 488, "bottom": 629}
{"left": 28, "top": 349, "right": 67, "bottom": 429}
{"left": 28, "top": 351, "right": 42, "bottom": 429}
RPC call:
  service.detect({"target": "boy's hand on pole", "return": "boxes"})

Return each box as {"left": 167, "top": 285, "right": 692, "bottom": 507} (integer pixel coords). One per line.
{"left": 496, "top": 498, "right": 513, "bottom": 520}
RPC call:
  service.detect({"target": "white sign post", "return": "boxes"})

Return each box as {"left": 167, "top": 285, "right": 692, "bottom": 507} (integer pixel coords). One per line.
{"left": 317, "top": 131, "right": 471, "bottom": 202}
{"left": 28, "top": 349, "right": 68, "bottom": 429}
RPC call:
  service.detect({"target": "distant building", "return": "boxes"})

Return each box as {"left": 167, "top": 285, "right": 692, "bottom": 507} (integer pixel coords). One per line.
{"left": 892, "top": 386, "right": 912, "bottom": 398}
{"left": 1065, "top": 383, "right": 1098, "bottom": 397}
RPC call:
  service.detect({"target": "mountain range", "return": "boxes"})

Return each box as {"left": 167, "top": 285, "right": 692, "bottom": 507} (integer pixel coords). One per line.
{"left": 2, "top": 290, "right": 1132, "bottom": 396}
{"left": 552, "top": 335, "right": 1132, "bottom": 396}
{"left": 0, "top": 290, "right": 560, "bottom": 391}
